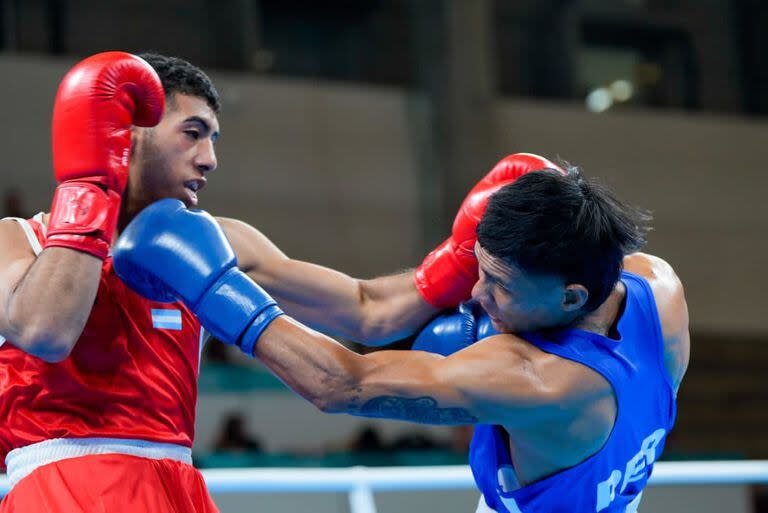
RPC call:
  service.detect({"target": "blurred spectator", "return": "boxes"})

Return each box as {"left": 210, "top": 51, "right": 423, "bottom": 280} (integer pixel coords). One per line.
{"left": 449, "top": 425, "right": 473, "bottom": 454}
{"left": 213, "top": 413, "right": 263, "bottom": 453}
{"left": 341, "top": 424, "right": 468, "bottom": 454}
{"left": 390, "top": 431, "right": 444, "bottom": 451}
{"left": 203, "top": 339, "right": 233, "bottom": 364}
{"left": 3, "top": 189, "right": 27, "bottom": 218}
{"left": 754, "top": 485, "right": 768, "bottom": 513}
{"left": 348, "top": 425, "right": 387, "bottom": 452}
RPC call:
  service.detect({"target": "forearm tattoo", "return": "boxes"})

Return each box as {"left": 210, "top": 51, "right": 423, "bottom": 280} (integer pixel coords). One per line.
{"left": 357, "top": 396, "right": 478, "bottom": 425}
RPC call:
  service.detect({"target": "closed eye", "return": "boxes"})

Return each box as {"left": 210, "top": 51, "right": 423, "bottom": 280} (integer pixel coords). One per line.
{"left": 479, "top": 267, "right": 513, "bottom": 296}
{"left": 184, "top": 130, "right": 200, "bottom": 140}
{"left": 485, "top": 274, "right": 512, "bottom": 297}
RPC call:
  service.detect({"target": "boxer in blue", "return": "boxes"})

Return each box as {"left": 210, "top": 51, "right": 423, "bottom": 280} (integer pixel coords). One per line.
{"left": 115, "top": 166, "right": 689, "bottom": 512}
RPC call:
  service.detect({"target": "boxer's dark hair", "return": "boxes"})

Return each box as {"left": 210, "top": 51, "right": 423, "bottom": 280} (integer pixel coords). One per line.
{"left": 477, "top": 166, "right": 651, "bottom": 313}
{"left": 137, "top": 53, "right": 221, "bottom": 114}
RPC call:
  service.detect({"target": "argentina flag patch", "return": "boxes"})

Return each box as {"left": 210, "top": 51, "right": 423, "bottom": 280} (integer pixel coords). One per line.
{"left": 151, "top": 309, "right": 182, "bottom": 330}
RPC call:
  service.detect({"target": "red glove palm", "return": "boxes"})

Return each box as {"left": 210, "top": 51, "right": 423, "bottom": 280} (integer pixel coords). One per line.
{"left": 415, "top": 153, "right": 564, "bottom": 308}
{"left": 46, "top": 52, "right": 165, "bottom": 260}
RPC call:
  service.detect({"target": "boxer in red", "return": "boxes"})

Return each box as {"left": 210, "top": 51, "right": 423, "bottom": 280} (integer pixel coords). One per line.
{"left": 0, "top": 50, "right": 558, "bottom": 512}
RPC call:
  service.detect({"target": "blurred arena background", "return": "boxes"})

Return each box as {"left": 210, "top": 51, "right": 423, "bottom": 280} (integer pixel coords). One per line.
{"left": 0, "top": 1, "right": 766, "bottom": 511}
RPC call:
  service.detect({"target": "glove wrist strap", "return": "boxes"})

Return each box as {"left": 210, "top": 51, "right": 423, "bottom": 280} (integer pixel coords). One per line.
{"left": 195, "top": 268, "right": 284, "bottom": 356}
{"left": 45, "top": 181, "right": 121, "bottom": 260}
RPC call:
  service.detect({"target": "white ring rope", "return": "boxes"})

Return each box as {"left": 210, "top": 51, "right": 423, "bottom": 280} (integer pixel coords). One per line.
{"left": 1, "top": 460, "right": 766, "bottom": 497}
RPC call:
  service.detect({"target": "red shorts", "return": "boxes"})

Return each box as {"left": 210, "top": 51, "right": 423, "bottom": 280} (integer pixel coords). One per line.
{"left": 0, "top": 453, "right": 219, "bottom": 513}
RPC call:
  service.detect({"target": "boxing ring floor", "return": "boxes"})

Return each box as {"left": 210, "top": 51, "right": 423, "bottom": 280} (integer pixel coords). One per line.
{"left": 1, "top": 460, "right": 767, "bottom": 512}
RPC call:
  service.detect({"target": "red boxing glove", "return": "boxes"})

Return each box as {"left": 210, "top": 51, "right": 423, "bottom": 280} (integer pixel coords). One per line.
{"left": 415, "top": 153, "right": 564, "bottom": 308}
{"left": 46, "top": 52, "right": 165, "bottom": 260}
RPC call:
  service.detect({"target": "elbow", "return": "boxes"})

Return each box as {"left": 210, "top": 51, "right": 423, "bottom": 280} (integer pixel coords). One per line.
{"left": 5, "top": 300, "right": 81, "bottom": 362}
{"left": 15, "top": 327, "right": 76, "bottom": 363}
{"left": 308, "top": 379, "right": 353, "bottom": 415}
{"left": 311, "top": 395, "right": 340, "bottom": 414}
{"left": 308, "top": 364, "right": 364, "bottom": 415}
{"left": 355, "top": 311, "right": 405, "bottom": 347}
{"left": 354, "top": 284, "right": 399, "bottom": 347}
{"left": 353, "top": 325, "right": 391, "bottom": 347}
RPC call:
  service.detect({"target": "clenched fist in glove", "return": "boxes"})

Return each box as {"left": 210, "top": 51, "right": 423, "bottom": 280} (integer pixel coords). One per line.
{"left": 414, "top": 153, "right": 564, "bottom": 309}
{"left": 45, "top": 51, "right": 165, "bottom": 260}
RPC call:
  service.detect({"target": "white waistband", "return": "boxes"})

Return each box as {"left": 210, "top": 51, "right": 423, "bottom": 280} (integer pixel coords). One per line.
{"left": 5, "top": 437, "right": 193, "bottom": 488}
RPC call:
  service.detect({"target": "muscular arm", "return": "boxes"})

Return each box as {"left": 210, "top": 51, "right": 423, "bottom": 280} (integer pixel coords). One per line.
{"left": 218, "top": 217, "right": 439, "bottom": 345}
{"left": 0, "top": 219, "right": 101, "bottom": 361}
{"left": 254, "top": 317, "right": 607, "bottom": 426}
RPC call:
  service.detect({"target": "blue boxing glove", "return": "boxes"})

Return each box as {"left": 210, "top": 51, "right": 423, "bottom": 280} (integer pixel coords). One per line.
{"left": 476, "top": 308, "right": 500, "bottom": 341}
{"left": 412, "top": 302, "right": 500, "bottom": 356}
{"left": 113, "top": 199, "right": 283, "bottom": 355}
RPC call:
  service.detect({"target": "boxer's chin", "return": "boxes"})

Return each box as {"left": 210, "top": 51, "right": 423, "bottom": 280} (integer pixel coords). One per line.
{"left": 488, "top": 316, "right": 512, "bottom": 334}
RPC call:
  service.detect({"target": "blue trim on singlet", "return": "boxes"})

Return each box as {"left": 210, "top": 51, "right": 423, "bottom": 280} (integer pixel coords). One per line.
{"left": 470, "top": 271, "right": 677, "bottom": 513}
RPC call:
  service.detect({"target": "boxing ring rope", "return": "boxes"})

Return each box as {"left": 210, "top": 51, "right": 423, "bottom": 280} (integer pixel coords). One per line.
{"left": 1, "top": 460, "right": 767, "bottom": 512}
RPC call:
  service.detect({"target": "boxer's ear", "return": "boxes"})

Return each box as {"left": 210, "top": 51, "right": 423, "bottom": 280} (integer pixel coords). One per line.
{"left": 562, "top": 284, "right": 588, "bottom": 312}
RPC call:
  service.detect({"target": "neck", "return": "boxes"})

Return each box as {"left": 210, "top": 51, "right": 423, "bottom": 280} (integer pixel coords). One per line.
{"left": 117, "top": 194, "right": 148, "bottom": 233}
{"left": 571, "top": 282, "right": 626, "bottom": 336}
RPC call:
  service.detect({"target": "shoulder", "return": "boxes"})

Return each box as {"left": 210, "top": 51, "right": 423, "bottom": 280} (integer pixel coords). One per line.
{"left": 623, "top": 252, "right": 680, "bottom": 290}
{"left": 0, "top": 218, "right": 37, "bottom": 257}
{"left": 215, "top": 216, "right": 265, "bottom": 251}
{"left": 460, "top": 334, "right": 613, "bottom": 408}
{"left": 216, "top": 216, "right": 274, "bottom": 245}
{"left": 214, "top": 216, "right": 286, "bottom": 273}
{"left": 215, "top": 216, "right": 258, "bottom": 269}
{"left": 215, "top": 216, "right": 250, "bottom": 238}
{"left": 623, "top": 252, "right": 688, "bottom": 336}
{"left": 465, "top": 334, "right": 616, "bottom": 465}
{"left": 0, "top": 218, "right": 38, "bottom": 295}
{"left": 0, "top": 217, "right": 24, "bottom": 235}
{"left": 623, "top": 252, "right": 689, "bottom": 390}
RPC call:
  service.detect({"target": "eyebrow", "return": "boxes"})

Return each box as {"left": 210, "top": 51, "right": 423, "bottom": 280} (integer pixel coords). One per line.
{"left": 476, "top": 245, "right": 514, "bottom": 284}
{"left": 183, "top": 116, "right": 220, "bottom": 139}
{"left": 482, "top": 267, "right": 507, "bottom": 287}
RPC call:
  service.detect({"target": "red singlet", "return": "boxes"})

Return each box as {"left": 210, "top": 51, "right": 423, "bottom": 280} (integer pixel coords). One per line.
{"left": 0, "top": 213, "right": 217, "bottom": 512}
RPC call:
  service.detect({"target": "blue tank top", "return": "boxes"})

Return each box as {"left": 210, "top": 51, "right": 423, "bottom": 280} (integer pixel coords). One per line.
{"left": 469, "top": 271, "right": 677, "bottom": 513}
